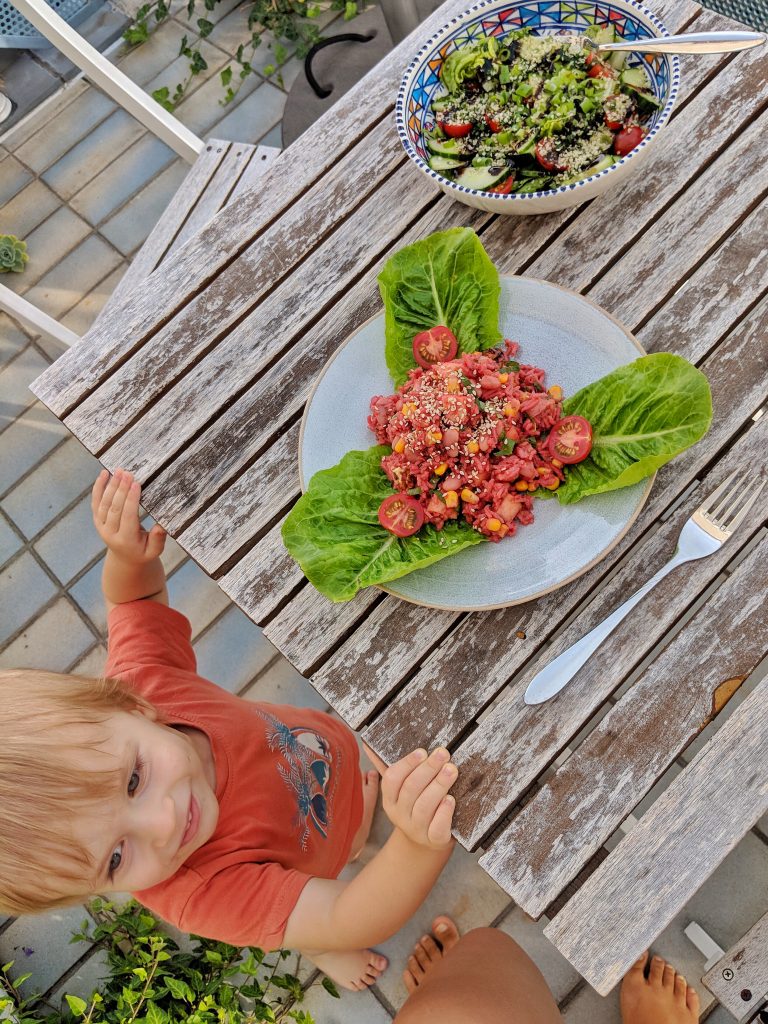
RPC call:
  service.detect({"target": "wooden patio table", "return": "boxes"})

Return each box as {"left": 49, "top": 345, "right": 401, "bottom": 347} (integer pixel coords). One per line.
{"left": 31, "top": 0, "right": 768, "bottom": 999}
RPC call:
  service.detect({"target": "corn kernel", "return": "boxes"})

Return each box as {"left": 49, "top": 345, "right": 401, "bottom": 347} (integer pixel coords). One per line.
{"left": 545, "top": 480, "right": 560, "bottom": 490}
{"left": 427, "top": 429, "right": 443, "bottom": 444}
{"left": 503, "top": 404, "right": 515, "bottom": 417}
{"left": 467, "top": 440, "right": 480, "bottom": 454}
{"left": 461, "top": 488, "right": 479, "bottom": 504}
{"left": 498, "top": 373, "right": 509, "bottom": 384}
{"left": 536, "top": 466, "right": 549, "bottom": 476}
{"left": 444, "top": 490, "right": 459, "bottom": 508}
{"left": 486, "top": 518, "right": 502, "bottom": 532}
{"left": 515, "top": 480, "right": 529, "bottom": 492}
{"left": 528, "top": 482, "right": 538, "bottom": 491}
{"left": 551, "top": 458, "right": 563, "bottom": 469}
{"left": 435, "top": 462, "right": 448, "bottom": 475}
{"left": 446, "top": 377, "right": 461, "bottom": 393}
{"left": 393, "top": 438, "right": 406, "bottom": 454}
{"left": 548, "top": 385, "right": 563, "bottom": 401}
{"left": 401, "top": 402, "right": 416, "bottom": 417}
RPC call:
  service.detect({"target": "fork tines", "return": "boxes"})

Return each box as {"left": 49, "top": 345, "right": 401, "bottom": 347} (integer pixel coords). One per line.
{"left": 701, "top": 469, "right": 766, "bottom": 536}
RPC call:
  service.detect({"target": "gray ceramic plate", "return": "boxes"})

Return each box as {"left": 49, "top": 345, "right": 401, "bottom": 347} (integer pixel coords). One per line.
{"left": 299, "top": 275, "right": 653, "bottom": 611}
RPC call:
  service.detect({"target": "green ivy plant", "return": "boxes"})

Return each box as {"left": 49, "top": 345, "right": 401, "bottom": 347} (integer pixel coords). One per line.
{"left": 0, "top": 234, "right": 29, "bottom": 273}
{"left": 0, "top": 898, "right": 339, "bottom": 1024}
{"left": 124, "top": 0, "right": 370, "bottom": 111}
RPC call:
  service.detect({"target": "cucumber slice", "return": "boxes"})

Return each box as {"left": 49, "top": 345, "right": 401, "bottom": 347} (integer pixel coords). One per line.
{"left": 426, "top": 136, "right": 466, "bottom": 157}
{"left": 560, "top": 154, "right": 615, "bottom": 184}
{"left": 585, "top": 25, "right": 616, "bottom": 45}
{"left": 608, "top": 49, "right": 628, "bottom": 71}
{"left": 454, "top": 164, "right": 510, "bottom": 191}
{"left": 428, "top": 154, "right": 467, "bottom": 172}
{"left": 430, "top": 95, "right": 452, "bottom": 112}
{"left": 620, "top": 67, "right": 650, "bottom": 90}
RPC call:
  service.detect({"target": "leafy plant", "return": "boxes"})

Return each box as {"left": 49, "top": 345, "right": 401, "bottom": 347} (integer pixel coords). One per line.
{"left": 124, "top": 0, "right": 370, "bottom": 111}
{"left": 0, "top": 234, "right": 29, "bottom": 273}
{"left": 0, "top": 898, "right": 333, "bottom": 1024}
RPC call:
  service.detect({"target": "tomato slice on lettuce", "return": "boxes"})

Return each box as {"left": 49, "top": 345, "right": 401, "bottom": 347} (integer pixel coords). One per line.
{"left": 378, "top": 494, "right": 425, "bottom": 537}
{"left": 547, "top": 415, "right": 593, "bottom": 464}
{"left": 489, "top": 174, "right": 516, "bottom": 194}
{"left": 412, "top": 325, "right": 458, "bottom": 368}
{"left": 440, "top": 119, "right": 472, "bottom": 138}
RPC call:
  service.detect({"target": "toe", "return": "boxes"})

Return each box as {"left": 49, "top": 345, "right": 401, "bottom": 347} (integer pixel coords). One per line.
{"left": 663, "top": 963, "right": 676, "bottom": 989}
{"left": 687, "top": 986, "right": 700, "bottom": 1016}
{"left": 408, "top": 954, "right": 425, "bottom": 979}
{"left": 674, "top": 974, "right": 687, "bottom": 1003}
{"left": 420, "top": 934, "right": 441, "bottom": 962}
{"left": 649, "top": 955, "right": 665, "bottom": 985}
{"left": 370, "top": 953, "right": 388, "bottom": 972}
{"left": 432, "top": 915, "right": 460, "bottom": 951}
{"left": 367, "top": 770, "right": 380, "bottom": 787}
{"left": 413, "top": 942, "right": 431, "bottom": 971}
{"left": 403, "top": 969, "right": 418, "bottom": 994}
{"left": 630, "top": 951, "right": 649, "bottom": 974}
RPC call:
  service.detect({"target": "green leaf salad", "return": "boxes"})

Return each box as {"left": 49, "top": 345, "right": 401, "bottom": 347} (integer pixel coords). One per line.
{"left": 282, "top": 448, "right": 485, "bottom": 601}
{"left": 378, "top": 227, "right": 501, "bottom": 387}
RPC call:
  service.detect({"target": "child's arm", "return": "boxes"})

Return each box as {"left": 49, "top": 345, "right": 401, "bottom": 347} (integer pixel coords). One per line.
{"left": 282, "top": 746, "right": 457, "bottom": 953}
{"left": 92, "top": 469, "right": 168, "bottom": 611}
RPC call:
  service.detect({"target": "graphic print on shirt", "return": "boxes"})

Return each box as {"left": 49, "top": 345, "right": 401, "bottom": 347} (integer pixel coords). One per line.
{"left": 255, "top": 709, "right": 340, "bottom": 851}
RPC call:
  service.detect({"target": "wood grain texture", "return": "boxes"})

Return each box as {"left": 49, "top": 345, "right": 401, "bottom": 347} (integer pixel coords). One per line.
{"left": 445, "top": 410, "right": 768, "bottom": 849}
{"left": 28, "top": 0, "right": 475, "bottom": 418}
{"left": 703, "top": 912, "right": 768, "bottom": 1017}
{"left": 479, "top": 541, "right": 768, "bottom": 916}
{"left": 361, "top": 285, "right": 768, "bottom": 770}
{"left": 218, "top": 517, "right": 304, "bottom": 625}
{"left": 225, "top": 144, "right": 281, "bottom": 207}
{"left": 543, "top": 588, "right": 768, "bottom": 995}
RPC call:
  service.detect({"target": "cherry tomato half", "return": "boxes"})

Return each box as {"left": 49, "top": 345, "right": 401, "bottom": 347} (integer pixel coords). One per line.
{"left": 535, "top": 138, "right": 567, "bottom": 173}
{"left": 614, "top": 124, "right": 646, "bottom": 156}
{"left": 378, "top": 494, "right": 424, "bottom": 537}
{"left": 586, "top": 53, "right": 617, "bottom": 79}
{"left": 489, "top": 174, "right": 516, "bottom": 194}
{"left": 412, "top": 325, "right": 458, "bottom": 368}
{"left": 484, "top": 113, "right": 503, "bottom": 133}
{"left": 547, "top": 415, "right": 593, "bottom": 464}
{"left": 604, "top": 113, "right": 623, "bottom": 131}
{"left": 440, "top": 119, "right": 472, "bottom": 138}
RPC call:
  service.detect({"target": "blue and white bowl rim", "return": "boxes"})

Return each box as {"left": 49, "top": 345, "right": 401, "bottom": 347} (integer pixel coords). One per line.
{"left": 396, "top": 0, "right": 681, "bottom": 202}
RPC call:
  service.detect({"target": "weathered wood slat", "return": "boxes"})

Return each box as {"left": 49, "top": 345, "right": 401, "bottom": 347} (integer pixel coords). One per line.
{"left": 62, "top": 118, "right": 409, "bottom": 453}
{"left": 218, "top": 517, "right": 304, "bottom": 625}
{"left": 130, "top": 199, "right": 491, "bottom": 550}
{"left": 703, "top": 912, "right": 768, "bottom": 1018}
{"left": 312, "top": 203, "right": 768, "bottom": 728}
{"left": 479, "top": 520, "right": 768, "bottom": 916}
{"left": 226, "top": 145, "right": 281, "bottom": 206}
{"left": 28, "top": 0, "right": 476, "bottom": 418}
{"left": 544, "top": 619, "right": 768, "bottom": 995}
{"left": 360, "top": 247, "right": 768, "bottom": 768}
{"left": 444, "top": 411, "right": 768, "bottom": 850}
{"left": 92, "top": 141, "right": 231, "bottom": 323}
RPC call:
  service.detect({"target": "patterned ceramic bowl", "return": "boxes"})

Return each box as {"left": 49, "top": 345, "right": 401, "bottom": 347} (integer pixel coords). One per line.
{"left": 396, "top": 0, "right": 680, "bottom": 215}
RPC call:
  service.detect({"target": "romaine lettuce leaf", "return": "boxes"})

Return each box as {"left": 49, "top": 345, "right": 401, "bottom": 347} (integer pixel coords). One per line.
{"left": 378, "top": 227, "right": 501, "bottom": 387}
{"left": 282, "top": 446, "right": 486, "bottom": 602}
{"left": 556, "top": 353, "right": 712, "bottom": 505}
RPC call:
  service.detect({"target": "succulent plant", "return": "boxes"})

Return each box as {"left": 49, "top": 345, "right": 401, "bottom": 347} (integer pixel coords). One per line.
{"left": 0, "top": 235, "right": 29, "bottom": 274}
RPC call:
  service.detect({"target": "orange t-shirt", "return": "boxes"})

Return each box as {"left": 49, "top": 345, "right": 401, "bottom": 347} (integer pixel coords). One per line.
{"left": 104, "top": 601, "right": 363, "bottom": 951}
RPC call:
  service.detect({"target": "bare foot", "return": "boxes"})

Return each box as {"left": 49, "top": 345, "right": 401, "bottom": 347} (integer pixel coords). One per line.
{"left": 403, "top": 915, "right": 461, "bottom": 994}
{"left": 621, "top": 952, "right": 700, "bottom": 1024}
{"left": 309, "top": 948, "right": 388, "bottom": 991}
{"left": 348, "top": 770, "right": 380, "bottom": 862}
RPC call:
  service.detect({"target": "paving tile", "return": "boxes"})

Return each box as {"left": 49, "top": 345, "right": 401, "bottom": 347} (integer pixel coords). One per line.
{"left": 193, "top": 604, "right": 277, "bottom": 692}
{"left": 11, "top": 207, "right": 92, "bottom": 291}
{"left": 0, "top": 550, "right": 57, "bottom": 646}
{"left": 23, "top": 235, "right": 123, "bottom": 321}
{"left": 0, "top": 312, "right": 33, "bottom": 369}
{"left": 208, "top": 80, "right": 286, "bottom": 144}
{"left": 299, "top": 979, "right": 392, "bottom": 1023}
{"left": 158, "top": 531, "right": 188, "bottom": 573}
{"left": 243, "top": 654, "right": 329, "bottom": 710}
{"left": 166, "top": 557, "right": 231, "bottom": 637}
{"left": 207, "top": 3, "right": 260, "bottom": 55}
{"left": 34, "top": 5, "right": 129, "bottom": 81}
{"left": 14, "top": 86, "right": 116, "bottom": 173}
{"left": 99, "top": 157, "right": 189, "bottom": 256}
{"left": 561, "top": 980, "right": 621, "bottom": 1024}
{"left": 172, "top": 0, "right": 244, "bottom": 33}
{"left": 42, "top": 110, "right": 145, "bottom": 202}
{"left": 2, "top": 437, "right": 99, "bottom": 539}
{"left": 70, "top": 555, "right": 109, "bottom": 638}
{"left": 143, "top": 35, "right": 229, "bottom": 101}
{"left": 0, "top": 403, "right": 68, "bottom": 496}
{"left": 704, "top": 1006, "right": 740, "bottom": 1023}
{"left": 498, "top": 906, "right": 582, "bottom": 1004}
{"left": 0, "top": 152, "right": 33, "bottom": 205}
{"left": 0, "top": 511, "right": 23, "bottom": 569}
{"left": 174, "top": 56, "right": 264, "bottom": 135}
{"left": 0, "top": 179, "right": 61, "bottom": 240}
{"left": 0, "top": 905, "right": 90, "bottom": 995}
{"left": 0, "top": 344, "right": 49, "bottom": 425}
{"left": 34, "top": 493, "right": 105, "bottom": 585}
{"left": 0, "top": 56, "right": 62, "bottom": 138}
{"left": 59, "top": 263, "right": 129, "bottom": 338}
{"left": 0, "top": 596, "right": 96, "bottom": 671}
{"left": 71, "top": 643, "right": 108, "bottom": 677}
{"left": 2, "top": 78, "right": 90, "bottom": 152}
{"left": 70, "top": 133, "right": 177, "bottom": 226}
{"left": 257, "top": 122, "right": 283, "bottom": 148}
{"left": 48, "top": 947, "right": 110, "bottom": 1009}
{"left": 117, "top": 21, "right": 203, "bottom": 85}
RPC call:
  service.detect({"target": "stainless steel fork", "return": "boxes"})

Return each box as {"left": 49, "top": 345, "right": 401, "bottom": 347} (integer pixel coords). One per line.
{"left": 523, "top": 471, "right": 766, "bottom": 705}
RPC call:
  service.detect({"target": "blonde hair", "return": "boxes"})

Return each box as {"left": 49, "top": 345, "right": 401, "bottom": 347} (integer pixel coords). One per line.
{"left": 0, "top": 670, "right": 155, "bottom": 914}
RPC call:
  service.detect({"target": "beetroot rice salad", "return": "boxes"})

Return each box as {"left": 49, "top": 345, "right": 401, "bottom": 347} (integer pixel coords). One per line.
{"left": 368, "top": 342, "right": 567, "bottom": 541}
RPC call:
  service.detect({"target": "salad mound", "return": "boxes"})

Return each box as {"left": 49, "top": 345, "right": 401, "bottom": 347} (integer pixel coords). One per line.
{"left": 425, "top": 26, "right": 659, "bottom": 195}
{"left": 368, "top": 344, "right": 565, "bottom": 541}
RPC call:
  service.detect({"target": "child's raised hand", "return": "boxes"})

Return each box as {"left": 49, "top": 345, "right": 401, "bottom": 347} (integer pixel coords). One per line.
{"left": 366, "top": 745, "right": 457, "bottom": 851}
{"left": 92, "top": 469, "right": 166, "bottom": 564}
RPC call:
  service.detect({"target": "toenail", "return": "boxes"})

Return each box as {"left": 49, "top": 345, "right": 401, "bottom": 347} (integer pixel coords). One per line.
{"left": 679, "top": 976, "right": 686, "bottom": 984}
{"left": 436, "top": 924, "right": 448, "bottom": 932}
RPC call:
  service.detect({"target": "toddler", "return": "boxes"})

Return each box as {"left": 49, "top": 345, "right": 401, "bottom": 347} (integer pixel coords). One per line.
{"left": 0, "top": 469, "right": 459, "bottom": 991}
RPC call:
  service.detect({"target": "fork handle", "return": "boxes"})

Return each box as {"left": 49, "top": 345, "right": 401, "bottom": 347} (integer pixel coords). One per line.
{"left": 599, "top": 31, "right": 766, "bottom": 54}
{"left": 523, "top": 550, "right": 689, "bottom": 705}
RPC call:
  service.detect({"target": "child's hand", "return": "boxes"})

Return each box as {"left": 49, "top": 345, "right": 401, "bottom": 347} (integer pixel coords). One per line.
{"left": 92, "top": 469, "right": 166, "bottom": 564}
{"left": 366, "top": 745, "right": 457, "bottom": 851}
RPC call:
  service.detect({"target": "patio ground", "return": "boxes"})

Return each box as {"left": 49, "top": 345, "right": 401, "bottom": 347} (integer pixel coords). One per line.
{"left": 1, "top": 4, "right": 768, "bottom": 1019}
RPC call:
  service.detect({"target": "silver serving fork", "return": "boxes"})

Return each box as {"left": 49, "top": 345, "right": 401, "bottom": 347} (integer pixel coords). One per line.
{"left": 580, "top": 30, "right": 766, "bottom": 56}
{"left": 524, "top": 471, "right": 766, "bottom": 705}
